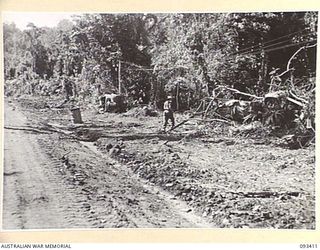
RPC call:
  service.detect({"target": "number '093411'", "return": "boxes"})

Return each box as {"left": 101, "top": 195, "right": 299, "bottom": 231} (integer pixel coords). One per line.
{"left": 300, "top": 244, "right": 318, "bottom": 248}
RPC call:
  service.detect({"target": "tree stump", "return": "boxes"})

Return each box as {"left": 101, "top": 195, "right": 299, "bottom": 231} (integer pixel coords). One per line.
{"left": 71, "top": 107, "right": 83, "bottom": 124}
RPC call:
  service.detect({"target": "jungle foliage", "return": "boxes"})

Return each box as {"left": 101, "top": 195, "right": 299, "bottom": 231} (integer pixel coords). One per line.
{"left": 3, "top": 12, "right": 317, "bottom": 112}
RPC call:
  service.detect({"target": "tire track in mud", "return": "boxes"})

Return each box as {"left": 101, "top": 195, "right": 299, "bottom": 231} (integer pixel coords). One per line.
{"left": 3, "top": 102, "right": 126, "bottom": 229}
{"left": 3, "top": 102, "right": 93, "bottom": 229}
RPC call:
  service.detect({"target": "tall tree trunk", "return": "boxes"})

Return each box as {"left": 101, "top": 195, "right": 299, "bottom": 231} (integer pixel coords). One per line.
{"left": 176, "top": 83, "right": 179, "bottom": 111}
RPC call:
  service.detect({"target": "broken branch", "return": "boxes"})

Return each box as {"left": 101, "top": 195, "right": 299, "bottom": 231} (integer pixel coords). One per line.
{"left": 213, "top": 86, "right": 263, "bottom": 99}
{"left": 287, "top": 43, "right": 316, "bottom": 71}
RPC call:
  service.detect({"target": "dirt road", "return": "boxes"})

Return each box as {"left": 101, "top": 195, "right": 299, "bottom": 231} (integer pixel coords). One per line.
{"left": 2, "top": 97, "right": 315, "bottom": 229}
{"left": 2, "top": 100, "right": 213, "bottom": 229}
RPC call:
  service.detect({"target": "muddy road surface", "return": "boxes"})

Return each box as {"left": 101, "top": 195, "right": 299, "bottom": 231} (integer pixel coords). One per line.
{"left": 3, "top": 99, "right": 212, "bottom": 229}
{"left": 2, "top": 96, "right": 315, "bottom": 229}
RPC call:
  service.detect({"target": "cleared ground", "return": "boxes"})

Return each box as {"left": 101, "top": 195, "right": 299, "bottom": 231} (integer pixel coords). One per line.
{"left": 2, "top": 96, "right": 315, "bottom": 229}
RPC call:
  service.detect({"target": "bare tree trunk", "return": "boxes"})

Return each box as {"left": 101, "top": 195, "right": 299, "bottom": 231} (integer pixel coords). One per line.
{"left": 176, "top": 83, "right": 179, "bottom": 111}
{"left": 118, "top": 61, "right": 121, "bottom": 95}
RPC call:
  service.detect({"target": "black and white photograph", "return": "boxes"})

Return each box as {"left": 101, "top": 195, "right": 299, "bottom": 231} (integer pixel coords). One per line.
{"left": 2, "top": 11, "right": 317, "bottom": 230}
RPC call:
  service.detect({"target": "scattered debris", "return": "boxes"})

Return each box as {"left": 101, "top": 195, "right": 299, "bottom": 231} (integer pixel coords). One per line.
{"left": 124, "top": 105, "right": 158, "bottom": 117}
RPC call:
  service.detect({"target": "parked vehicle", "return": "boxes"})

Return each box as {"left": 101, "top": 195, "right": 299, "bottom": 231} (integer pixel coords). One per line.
{"left": 99, "top": 93, "right": 127, "bottom": 113}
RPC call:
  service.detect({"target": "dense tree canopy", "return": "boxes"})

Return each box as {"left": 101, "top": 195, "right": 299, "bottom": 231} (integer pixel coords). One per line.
{"left": 3, "top": 12, "right": 317, "bottom": 109}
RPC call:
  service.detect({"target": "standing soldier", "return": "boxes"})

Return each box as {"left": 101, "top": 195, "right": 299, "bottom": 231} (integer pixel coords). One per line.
{"left": 163, "top": 96, "right": 175, "bottom": 131}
